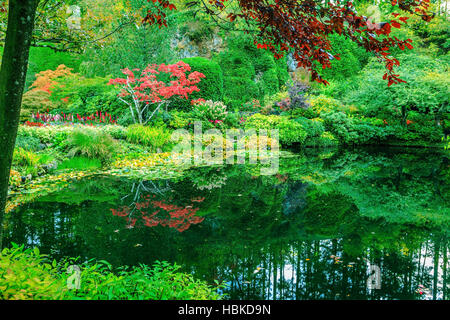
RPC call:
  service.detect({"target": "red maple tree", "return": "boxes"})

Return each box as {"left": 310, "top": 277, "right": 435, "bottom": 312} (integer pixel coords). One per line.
{"left": 144, "top": 0, "right": 433, "bottom": 86}
{"left": 108, "top": 61, "right": 205, "bottom": 124}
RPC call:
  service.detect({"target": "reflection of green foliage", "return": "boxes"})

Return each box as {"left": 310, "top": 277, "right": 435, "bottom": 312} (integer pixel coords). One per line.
{"left": 299, "top": 186, "right": 359, "bottom": 237}
{"left": 4, "top": 148, "right": 449, "bottom": 300}
{"left": 58, "top": 157, "right": 102, "bottom": 171}
{"left": 38, "top": 176, "right": 123, "bottom": 205}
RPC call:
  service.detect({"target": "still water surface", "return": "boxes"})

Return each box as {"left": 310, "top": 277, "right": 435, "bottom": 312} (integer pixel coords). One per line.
{"left": 4, "top": 147, "right": 449, "bottom": 300}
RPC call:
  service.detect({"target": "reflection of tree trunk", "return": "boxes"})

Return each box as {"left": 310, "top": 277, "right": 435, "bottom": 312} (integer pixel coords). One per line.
{"left": 433, "top": 236, "right": 440, "bottom": 300}
{"left": 262, "top": 249, "right": 267, "bottom": 299}
{"left": 395, "top": 165, "right": 403, "bottom": 191}
{"left": 296, "top": 242, "right": 301, "bottom": 299}
{"left": 273, "top": 251, "right": 277, "bottom": 300}
{"left": 332, "top": 239, "right": 338, "bottom": 296}
{"left": 443, "top": 241, "right": 448, "bottom": 300}
{"left": 420, "top": 241, "right": 429, "bottom": 284}
{"left": 306, "top": 241, "right": 311, "bottom": 299}
{"left": 267, "top": 249, "right": 272, "bottom": 299}
{"left": 314, "top": 240, "right": 319, "bottom": 299}
{"left": 280, "top": 243, "right": 284, "bottom": 299}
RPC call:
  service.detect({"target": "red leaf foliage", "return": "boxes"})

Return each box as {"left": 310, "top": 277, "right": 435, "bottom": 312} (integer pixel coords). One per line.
{"left": 142, "top": 0, "right": 433, "bottom": 86}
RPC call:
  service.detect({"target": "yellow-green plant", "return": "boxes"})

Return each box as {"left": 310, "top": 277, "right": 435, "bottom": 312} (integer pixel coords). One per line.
{"left": 126, "top": 124, "right": 172, "bottom": 152}
{"left": 0, "top": 244, "right": 224, "bottom": 300}
{"left": 0, "top": 245, "right": 66, "bottom": 300}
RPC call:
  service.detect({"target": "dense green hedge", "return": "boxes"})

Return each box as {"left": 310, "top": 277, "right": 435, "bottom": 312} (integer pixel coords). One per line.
{"left": 317, "top": 33, "right": 370, "bottom": 81}
{"left": 214, "top": 34, "right": 289, "bottom": 109}
{"left": 182, "top": 57, "right": 224, "bottom": 104}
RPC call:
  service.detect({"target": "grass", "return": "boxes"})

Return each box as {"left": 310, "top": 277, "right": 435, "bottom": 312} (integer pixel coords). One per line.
{"left": 57, "top": 157, "right": 102, "bottom": 170}
{"left": 65, "top": 129, "right": 119, "bottom": 165}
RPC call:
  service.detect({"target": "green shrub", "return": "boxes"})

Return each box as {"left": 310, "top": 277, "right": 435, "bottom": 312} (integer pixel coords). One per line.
{"left": 307, "top": 94, "right": 345, "bottom": 115}
{"left": 66, "top": 260, "right": 223, "bottom": 300}
{"left": 321, "top": 111, "right": 358, "bottom": 145}
{"left": 167, "top": 111, "right": 194, "bottom": 129}
{"left": 353, "top": 122, "right": 389, "bottom": 145}
{"left": 17, "top": 125, "right": 127, "bottom": 148}
{"left": 317, "top": 33, "right": 369, "bottom": 81}
{"left": 180, "top": 57, "right": 224, "bottom": 106}
{"left": 318, "top": 131, "right": 338, "bottom": 147}
{"left": 192, "top": 100, "right": 228, "bottom": 123}
{"left": 215, "top": 34, "right": 286, "bottom": 108}
{"left": 259, "top": 68, "right": 279, "bottom": 96}
{"left": 223, "top": 77, "right": 259, "bottom": 109}
{"left": 12, "top": 147, "right": 56, "bottom": 176}
{"left": 65, "top": 129, "right": 119, "bottom": 164}
{"left": 305, "top": 131, "right": 339, "bottom": 147}
{"left": 408, "top": 10, "right": 449, "bottom": 55}
{"left": 290, "top": 106, "right": 317, "bottom": 119}
{"left": 17, "top": 125, "right": 72, "bottom": 145}
{"left": 20, "top": 90, "right": 56, "bottom": 122}
{"left": 277, "top": 117, "right": 307, "bottom": 146}
{"left": 0, "top": 245, "right": 66, "bottom": 300}
{"left": 392, "top": 119, "right": 443, "bottom": 143}
{"left": 274, "top": 56, "right": 290, "bottom": 88}
{"left": 12, "top": 148, "right": 40, "bottom": 176}
{"left": 294, "top": 117, "right": 325, "bottom": 138}
{"left": 347, "top": 54, "right": 449, "bottom": 125}
{"left": 244, "top": 113, "right": 281, "bottom": 129}
{"left": 15, "top": 135, "right": 42, "bottom": 152}
{"left": 0, "top": 244, "right": 223, "bottom": 300}
{"left": 321, "top": 112, "right": 392, "bottom": 145}
{"left": 99, "top": 125, "right": 128, "bottom": 140}
{"left": 126, "top": 125, "right": 172, "bottom": 152}
{"left": 224, "top": 112, "right": 242, "bottom": 128}
{"left": 244, "top": 113, "right": 307, "bottom": 146}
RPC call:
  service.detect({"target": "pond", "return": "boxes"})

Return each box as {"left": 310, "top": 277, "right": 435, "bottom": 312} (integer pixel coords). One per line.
{"left": 3, "top": 147, "right": 450, "bottom": 300}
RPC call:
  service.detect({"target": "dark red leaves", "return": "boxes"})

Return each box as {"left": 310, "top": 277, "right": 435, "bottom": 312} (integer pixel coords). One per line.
{"left": 142, "top": 0, "right": 433, "bottom": 86}
{"left": 391, "top": 20, "right": 402, "bottom": 28}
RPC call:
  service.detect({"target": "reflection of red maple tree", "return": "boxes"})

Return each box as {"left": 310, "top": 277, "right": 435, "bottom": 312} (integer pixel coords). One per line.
{"left": 110, "top": 195, "right": 205, "bottom": 232}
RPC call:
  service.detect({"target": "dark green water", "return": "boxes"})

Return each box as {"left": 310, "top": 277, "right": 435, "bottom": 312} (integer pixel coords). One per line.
{"left": 4, "top": 147, "right": 450, "bottom": 300}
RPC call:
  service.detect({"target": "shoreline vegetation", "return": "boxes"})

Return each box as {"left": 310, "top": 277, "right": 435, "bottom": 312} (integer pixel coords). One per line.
{"left": 1, "top": 0, "right": 448, "bottom": 301}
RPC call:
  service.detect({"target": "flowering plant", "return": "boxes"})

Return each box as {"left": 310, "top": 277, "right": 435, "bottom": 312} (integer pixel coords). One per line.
{"left": 27, "top": 110, "right": 118, "bottom": 126}
{"left": 192, "top": 100, "right": 228, "bottom": 126}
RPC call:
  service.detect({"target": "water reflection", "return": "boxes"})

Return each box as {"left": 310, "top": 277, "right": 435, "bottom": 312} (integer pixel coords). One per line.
{"left": 110, "top": 184, "right": 204, "bottom": 232}
{"left": 4, "top": 147, "right": 449, "bottom": 300}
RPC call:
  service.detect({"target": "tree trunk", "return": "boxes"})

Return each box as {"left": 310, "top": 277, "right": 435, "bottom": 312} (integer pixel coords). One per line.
{"left": 0, "top": 0, "right": 39, "bottom": 249}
